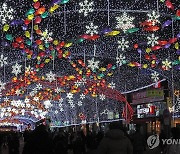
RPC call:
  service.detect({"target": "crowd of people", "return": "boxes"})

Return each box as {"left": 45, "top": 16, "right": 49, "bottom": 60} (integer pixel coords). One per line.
{"left": 0, "top": 121, "right": 180, "bottom": 154}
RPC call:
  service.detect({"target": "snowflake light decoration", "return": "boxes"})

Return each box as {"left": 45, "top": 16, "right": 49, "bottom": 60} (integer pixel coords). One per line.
{"left": 116, "top": 12, "right": 135, "bottom": 32}
{"left": 70, "top": 103, "right": 75, "bottom": 108}
{"left": 162, "top": 59, "right": 172, "bottom": 71}
{"left": 67, "top": 93, "right": 73, "bottom": 99}
{"left": 25, "top": 98, "right": 30, "bottom": 103}
{"left": 15, "top": 89, "right": 21, "bottom": 96}
{"left": 80, "top": 93, "right": 86, "bottom": 100}
{"left": 12, "top": 62, "right": 22, "bottom": 76}
{"left": 59, "top": 103, "right": 63, "bottom": 108}
{"left": 55, "top": 87, "right": 61, "bottom": 93}
{"left": 151, "top": 72, "right": 159, "bottom": 82}
{"left": 0, "top": 80, "right": 5, "bottom": 92}
{"left": 59, "top": 98, "right": 63, "bottom": 103}
{"left": 116, "top": 54, "right": 126, "bottom": 66}
{"left": 36, "top": 83, "right": 42, "bottom": 90}
{"left": 86, "top": 22, "right": 98, "bottom": 36}
{"left": 46, "top": 71, "right": 56, "bottom": 83}
{"left": 4, "top": 97, "right": 9, "bottom": 102}
{"left": 60, "top": 108, "right": 64, "bottom": 112}
{"left": 74, "top": 80, "right": 82, "bottom": 87}
{"left": 55, "top": 110, "right": 58, "bottom": 114}
{"left": 147, "top": 10, "right": 160, "bottom": 26}
{"left": 44, "top": 100, "right": 52, "bottom": 109}
{"left": 118, "top": 38, "right": 129, "bottom": 51}
{"left": 80, "top": 78, "right": 87, "bottom": 85}
{"left": 79, "top": 0, "right": 94, "bottom": 16}
{"left": 29, "top": 89, "right": 37, "bottom": 97}
{"left": 109, "top": 82, "right": 116, "bottom": 89}
{"left": 77, "top": 101, "right": 83, "bottom": 106}
{"left": 40, "top": 29, "right": 53, "bottom": 43}
{"left": 68, "top": 99, "right": 73, "bottom": 104}
{"left": 33, "top": 97, "right": 39, "bottom": 102}
{"left": 0, "top": 54, "right": 7, "bottom": 67}
{"left": 147, "top": 34, "right": 159, "bottom": 46}
{"left": 0, "top": 3, "right": 14, "bottom": 24}
{"left": 99, "top": 94, "right": 106, "bottom": 101}
{"left": 87, "top": 58, "right": 100, "bottom": 71}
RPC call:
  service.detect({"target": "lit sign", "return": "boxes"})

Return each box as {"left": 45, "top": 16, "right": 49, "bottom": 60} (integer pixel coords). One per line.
{"left": 132, "top": 89, "right": 164, "bottom": 104}
{"left": 136, "top": 102, "right": 166, "bottom": 118}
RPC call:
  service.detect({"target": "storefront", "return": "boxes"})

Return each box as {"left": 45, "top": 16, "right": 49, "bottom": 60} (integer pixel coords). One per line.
{"left": 131, "top": 88, "right": 166, "bottom": 135}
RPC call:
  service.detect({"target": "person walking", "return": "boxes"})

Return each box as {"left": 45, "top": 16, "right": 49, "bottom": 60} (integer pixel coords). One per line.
{"left": 98, "top": 121, "right": 133, "bottom": 154}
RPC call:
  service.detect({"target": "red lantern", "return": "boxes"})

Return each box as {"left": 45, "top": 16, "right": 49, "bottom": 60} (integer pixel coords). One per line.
{"left": 24, "top": 19, "right": 31, "bottom": 25}
{"left": 12, "top": 42, "right": 19, "bottom": 48}
{"left": 16, "top": 37, "right": 24, "bottom": 43}
{"left": 36, "top": 39, "right": 42, "bottom": 45}
{"left": 34, "top": 16, "right": 42, "bottom": 24}
{"left": 176, "top": 10, "right": 180, "bottom": 17}
{"left": 134, "top": 43, "right": 139, "bottom": 49}
{"left": 34, "top": 1, "right": 40, "bottom": 9}
{"left": 169, "top": 37, "right": 177, "bottom": 44}
{"left": 158, "top": 40, "right": 167, "bottom": 46}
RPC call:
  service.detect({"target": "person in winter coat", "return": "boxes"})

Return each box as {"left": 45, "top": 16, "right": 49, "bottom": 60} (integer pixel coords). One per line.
{"left": 22, "top": 124, "right": 53, "bottom": 154}
{"left": 168, "top": 127, "right": 180, "bottom": 154}
{"left": 98, "top": 121, "right": 133, "bottom": 154}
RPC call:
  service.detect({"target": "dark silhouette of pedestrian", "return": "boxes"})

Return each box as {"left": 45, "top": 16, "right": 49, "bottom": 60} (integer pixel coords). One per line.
{"left": 132, "top": 127, "right": 145, "bottom": 154}
{"left": 22, "top": 124, "right": 53, "bottom": 154}
{"left": 98, "top": 121, "right": 133, "bottom": 154}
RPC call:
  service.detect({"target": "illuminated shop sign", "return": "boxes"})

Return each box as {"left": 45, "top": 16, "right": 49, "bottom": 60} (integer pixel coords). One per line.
{"left": 136, "top": 102, "right": 166, "bottom": 118}
{"left": 132, "top": 89, "right": 164, "bottom": 104}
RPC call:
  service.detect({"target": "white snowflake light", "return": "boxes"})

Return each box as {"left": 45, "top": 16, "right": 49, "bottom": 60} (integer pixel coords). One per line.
{"left": 147, "top": 10, "right": 160, "bottom": 26}
{"left": 116, "top": 54, "right": 126, "bottom": 66}
{"left": 44, "top": 100, "right": 52, "bottom": 109}
{"left": 46, "top": 71, "right": 56, "bottom": 83}
{"left": 12, "top": 62, "right": 22, "bottom": 76}
{"left": 33, "top": 97, "right": 39, "bottom": 102}
{"left": 79, "top": 0, "right": 93, "bottom": 16}
{"left": 0, "top": 3, "right": 14, "bottom": 24}
{"left": 147, "top": 34, "right": 159, "bottom": 46}
{"left": 0, "top": 54, "right": 7, "bottom": 67}
{"left": 109, "top": 82, "right": 116, "bottom": 89}
{"left": 74, "top": 80, "right": 82, "bottom": 87}
{"left": 25, "top": 65, "right": 33, "bottom": 73}
{"left": 59, "top": 103, "right": 63, "bottom": 108}
{"left": 55, "top": 110, "right": 58, "bottom": 114}
{"left": 99, "top": 94, "right": 106, "bottom": 101}
{"left": 87, "top": 58, "right": 100, "bottom": 71}
{"left": 77, "top": 101, "right": 83, "bottom": 106}
{"left": 4, "top": 97, "right": 9, "bottom": 102}
{"left": 67, "top": 93, "right": 73, "bottom": 99}
{"left": 70, "top": 103, "right": 75, "bottom": 108}
{"left": 15, "top": 89, "right": 21, "bottom": 96}
{"left": 41, "top": 29, "right": 53, "bottom": 43}
{"left": 116, "top": 12, "right": 135, "bottom": 32}
{"left": 86, "top": 22, "right": 98, "bottom": 36}
{"left": 68, "top": 99, "right": 73, "bottom": 104}
{"left": 0, "top": 80, "right": 5, "bottom": 92}
{"left": 36, "top": 83, "right": 43, "bottom": 90}
{"left": 55, "top": 87, "right": 61, "bottom": 93}
{"left": 80, "top": 93, "right": 86, "bottom": 100}
{"left": 59, "top": 98, "right": 63, "bottom": 103}
{"left": 162, "top": 59, "right": 172, "bottom": 71}
{"left": 29, "top": 90, "right": 37, "bottom": 97}
{"left": 60, "top": 108, "right": 64, "bottom": 112}
{"left": 80, "top": 78, "right": 87, "bottom": 85}
{"left": 118, "top": 38, "right": 129, "bottom": 51}
{"left": 151, "top": 72, "right": 159, "bottom": 82}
